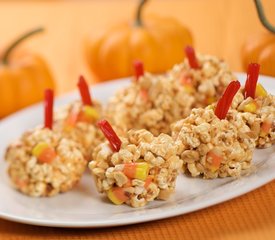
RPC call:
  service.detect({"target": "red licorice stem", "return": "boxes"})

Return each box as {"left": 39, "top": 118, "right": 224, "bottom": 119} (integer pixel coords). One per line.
{"left": 185, "top": 46, "right": 200, "bottom": 69}
{"left": 133, "top": 60, "right": 144, "bottom": 80}
{"left": 97, "top": 120, "right": 122, "bottom": 152}
{"left": 44, "top": 89, "right": 54, "bottom": 129}
{"left": 77, "top": 75, "right": 92, "bottom": 106}
{"left": 244, "top": 63, "right": 260, "bottom": 99}
{"left": 215, "top": 81, "right": 241, "bottom": 120}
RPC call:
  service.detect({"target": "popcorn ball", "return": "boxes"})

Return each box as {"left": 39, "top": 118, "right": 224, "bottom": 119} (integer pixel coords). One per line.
{"left": 88, "top": 120, "right": 183, "bottom": 208}
{"left": 54, "top": 76, "right": 104, "bottom": 159}
{"left": 5, "top": 90, "right": 86, "bottom": 197}
{"left": 105, "top": 61, "right": 194, "bottom": 136}
{"left": 172, "top": 81, "right": 256, "bottom": 179}
{"left": 169, "top": 46, "right": 236, "bottom": 108}
{"left": 105, "top": 47, "right": 236, "bottom": 136}
{"left": 231, "top": 63, "right": 275, "bottom": 148}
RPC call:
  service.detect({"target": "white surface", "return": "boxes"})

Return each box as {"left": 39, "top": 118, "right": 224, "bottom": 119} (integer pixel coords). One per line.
{"left": 0, "top": 73, "right": 274, "bottom": 228}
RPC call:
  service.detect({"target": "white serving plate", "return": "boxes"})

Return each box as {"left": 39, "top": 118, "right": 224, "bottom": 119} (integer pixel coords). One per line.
{"left": 0, "top": 73, "right": 274, "bottom": 228}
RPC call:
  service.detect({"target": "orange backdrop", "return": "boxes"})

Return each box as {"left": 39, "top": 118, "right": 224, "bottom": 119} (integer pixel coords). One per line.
{"left": 0, "top": 0, "right": 274, "bottom": 95}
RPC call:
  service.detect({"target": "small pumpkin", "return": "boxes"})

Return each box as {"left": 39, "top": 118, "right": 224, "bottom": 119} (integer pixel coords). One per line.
{"left": 242, "top": 0, "right": 275, "bottom": 76}
{"left": 85, "top": 0, "right": 193, "bottom": 81}
{"left": 0, "top": 27, "right": 55, "bottom": 118}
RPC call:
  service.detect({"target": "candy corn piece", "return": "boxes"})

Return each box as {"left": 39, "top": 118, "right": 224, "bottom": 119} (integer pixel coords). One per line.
{"left": 243, "top": 101, "right": 258, "bottom": 113}
{"left": 64, "top": 105, "right": 99, "bottom": 131}
{"left": 255, "top": 83, "right": 268, "bottom": 98}
{"left": 32, "top": 142, "right": 56, "bottom": 164}
{"left": 107, "top": 176, "right": 153, "bottom": 205}
{"left": 207, "top": 150, "right": 222, "bottom": 173}
{"left": 183, "top": 85, "right": 194, "bottom": 94}
{"left": 63, "top": 112, "right": 79, "bottom": 131}
{"left": 144, "top": 176, "right": 153, "bottom": 188}
{"left": 122, "top": 162, "right": 149, "bottom": 181}
{"left": 78, "top": 106, "right": 99, "bottom": 123}
{"left": 83, "top": 106, "right": 99, "bottom": 120}
{"left": 180, "top": 75, "right": 194, "bottom": 93}
{"left": 107, "top": 187, "right": 129, "bottom": 205}
{"left": 139, "top": 89, "right": 148, "bottom": 101}
{"left": 261, "top": 119, "right": 272, "bottom": 135}
{"left": 205, "top": 96, "right": 216, "bottom": 105}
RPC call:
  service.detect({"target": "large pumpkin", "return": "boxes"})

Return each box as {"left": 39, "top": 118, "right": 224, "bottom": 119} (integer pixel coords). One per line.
{"left": 242, "top": 0, "right": 275, "bottom": 76}
{"left": 85, "top": 0, "right": 193, "bottom": 81}
{"left": 0, "top": 28, "right": 55, "bottom": 118}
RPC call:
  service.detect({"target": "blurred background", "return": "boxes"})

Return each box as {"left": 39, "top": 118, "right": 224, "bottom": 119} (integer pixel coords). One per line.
{"left": 0, "top": 0, "right": 274, "bottom": 117}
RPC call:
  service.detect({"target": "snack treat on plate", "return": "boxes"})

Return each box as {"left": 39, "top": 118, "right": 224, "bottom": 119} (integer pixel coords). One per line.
{"left": 54, "top": 76, "right": 104, "bottom": 159}
{"left": 88, "top": 120, "right": 183, "bottom": 208}
{"left": 104, "top": 61, "right": 195, "bottom": 136}
{"left": 168, "top": 46, "right": 236, "bottom": 108}
{"left": 5, "top": 89, "right": 86, "bottom": 197}
{"left": 231, "top": 63, "right": 275, "bottom": 148}
{"left": 172, "top": 81, "right": 256, "bottom": 179}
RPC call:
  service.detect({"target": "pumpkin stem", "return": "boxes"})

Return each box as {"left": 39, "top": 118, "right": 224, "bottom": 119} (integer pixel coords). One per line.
{"left": 135, "top": 0, "right": 148, "bottom": 26}
{"left": 2, "top": 27, "right": 44, "bottom": 65}
{"left": 44, "top": 89, "right": 54, "bottom": 130}
{"left": 254, "top": 0, "right": 275, "bottom": 33}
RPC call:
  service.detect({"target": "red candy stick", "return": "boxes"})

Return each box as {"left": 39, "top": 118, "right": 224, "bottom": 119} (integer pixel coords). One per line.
{"left": 77, "top": 75, "right": 92, "bottom": 106}
{"left": 185, "top": 46, "right": 200, "bottom": 69}
{"left": 244, "top": 63, "right": 260, "bottom": 99}
{"left": 133, "top": 60, "right": 144, "bottom": 80}
{"left": 44, "top": 89, "right": 54, "bottom": 129}
{"left": 215, "top": 81, "right": 241, "bottom": 120}
{"left": 97, "top": 120, "right": 122, "bottom": 152}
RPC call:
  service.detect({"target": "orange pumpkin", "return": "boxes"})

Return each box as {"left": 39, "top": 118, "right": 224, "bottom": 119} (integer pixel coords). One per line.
{"left": 85, "top": 0, "right": 193, "bottom": 82}
{"left": 0, "top": 28, "right": 55, "bottom": 118}
{"left": 242, "top": 0, "right": 275, "bottom": 76}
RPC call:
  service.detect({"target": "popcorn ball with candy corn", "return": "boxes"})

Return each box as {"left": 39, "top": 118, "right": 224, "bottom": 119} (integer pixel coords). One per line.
{"left": 169, "top": 46, "right": 236, "bottom": 108}
{"left": 5, "top": 89, "right": 86, "bottom": 197}
{"left": 88, "top": 120, "right": 183, "bottom": 208}
{"left": 172, "top": 81, "right": 256, "bottom": 179}
{"left": 104, "top": 60, "right": 194, "bottom": 136}
{"left": 231, "top": 63, "right": 275, "bottom": 148}
{"left": 54, "top": 76, "right": 104, "bottom": 159}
